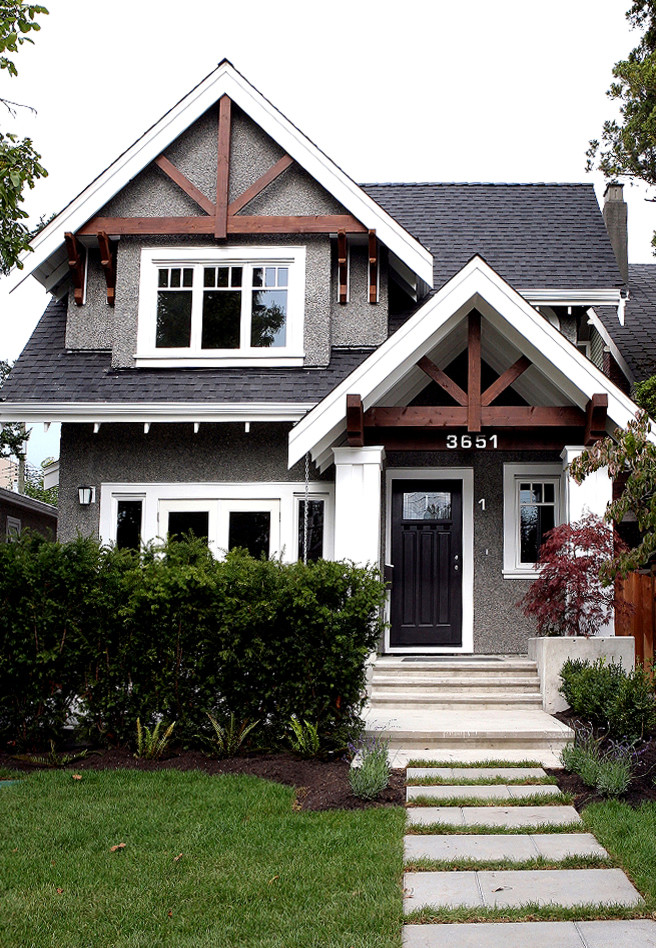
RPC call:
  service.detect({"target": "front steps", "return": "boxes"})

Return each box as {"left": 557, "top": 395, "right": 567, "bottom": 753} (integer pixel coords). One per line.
{"left": 364, "top": 655, "right": 573, "bottom": 756}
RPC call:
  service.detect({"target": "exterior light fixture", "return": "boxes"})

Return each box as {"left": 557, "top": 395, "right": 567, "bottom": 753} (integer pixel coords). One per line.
{"left": 78, "top": 486, "right": 95, "bottom": 505}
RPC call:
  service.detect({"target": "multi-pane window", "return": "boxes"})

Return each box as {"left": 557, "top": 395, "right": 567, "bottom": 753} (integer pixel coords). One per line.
{"left": 154, "top": 262, "right": 290, "bottom": 351}
{"left": 518, "top": 481, "right": 557, "bottom": 565}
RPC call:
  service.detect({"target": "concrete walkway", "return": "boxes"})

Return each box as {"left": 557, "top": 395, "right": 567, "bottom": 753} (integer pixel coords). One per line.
{"left": 402, "top": 762, "right": 654, "bottom": 947}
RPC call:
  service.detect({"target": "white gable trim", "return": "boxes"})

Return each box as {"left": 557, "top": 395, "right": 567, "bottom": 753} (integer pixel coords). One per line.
{"left": 0, "top": 401, "right": 313, "bottom": 424}
{"left": 288, "top": 256, "right": 643, "bottom": 469}
{"left": 12, "top": 61, "right": 433, "bottom": 291}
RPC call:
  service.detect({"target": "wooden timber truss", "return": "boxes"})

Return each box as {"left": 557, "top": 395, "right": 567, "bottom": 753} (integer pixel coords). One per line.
{"left": 66, "top": 95, "right": 378, "bottom": 307}
{"left": 346, "top": 312, "right": 608, "bottom": 451}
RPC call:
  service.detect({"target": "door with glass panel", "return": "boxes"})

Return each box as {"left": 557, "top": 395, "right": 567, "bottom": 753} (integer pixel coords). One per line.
{"left": 390, "top": 480, "right": 462, "bottom": 647}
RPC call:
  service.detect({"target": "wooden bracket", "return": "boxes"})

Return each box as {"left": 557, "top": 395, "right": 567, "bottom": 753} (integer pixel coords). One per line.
{"left": 154, "top": 154, "right": 216, "bottom": 216}
{"left": 97, "top": 232, "right": 116, "bottom": 306}
{"left": 368, "top": 230, "right": 378, "bottom": 303}
{"left": 346, "top": 394, "right": 364, "bottom": 445}
{"left": 337, "top": 232, "right": 348, "bottom": 304}
{"left": 215, "top": 95, "right": 232, "bottom": 239}
{"left": 585, "top": 393, "right": 608, "bottom": 445}
{"left": 481, "top": 355, "right": 531, "bottom": 406}
{"left": 467, "top": 311, "right": 482, "bottom": 431}
{"left": 416, "top": 356, "right": 468, "bottom": 406}
{"left": 64, "top": 232, "right": 86, "bottom": 306}
{"left": 228, "top": 154, "right": 293, "bottom": 215}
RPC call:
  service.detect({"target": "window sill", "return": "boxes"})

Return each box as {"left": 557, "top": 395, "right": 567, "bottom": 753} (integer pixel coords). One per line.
{"left": 502, "top": 567, "right": 541, "bottom": 580}
{"left": 135, "top": 352, "right": 305, "bottom": 369}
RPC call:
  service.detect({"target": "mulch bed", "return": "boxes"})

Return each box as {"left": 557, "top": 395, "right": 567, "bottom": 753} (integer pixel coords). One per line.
{"left": 0, "top": 747, "right": 406, "bottom": 812}
{"left": 546, "top": 709, "right": 656, "bottom": 811}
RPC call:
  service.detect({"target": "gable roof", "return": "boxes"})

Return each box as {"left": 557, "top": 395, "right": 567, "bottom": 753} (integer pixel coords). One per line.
{"left": 13, "top": 60, "right": 433, "bottom": 292}
{"left": 596, "top": 264, "right": 656, "bottom": 382}
{"left": 361, "top": 182, "right": 623, "bottom": 293}
{"left": 0, "top": 297, "right": 375, "bottom": 422}
{"left": 289, "top": 255, "right": 641, "bottom": 470}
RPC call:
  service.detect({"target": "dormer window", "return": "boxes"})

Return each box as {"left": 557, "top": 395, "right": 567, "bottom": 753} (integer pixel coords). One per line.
{"left": 137, "top": 247, "right": 305, "bottom": 367}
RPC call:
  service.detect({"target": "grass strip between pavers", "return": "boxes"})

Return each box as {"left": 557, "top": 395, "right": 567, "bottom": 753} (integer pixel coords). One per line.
{"left": 404, "top": 903, "right": 650, "bottom": 924}
{"left": 582, "top": 801, "right": 656, "bottom": 907}
{"left": 404, "top": 855, "right": 613, "bottom": 872}
{"left": 406, "top": 820, "right": 585, "bottom": 835}
{"left": 406, "top": 792, "right": 573, "bottom": 807}
{"left": 408, "top": 775, "right": 557, "bottom": 786}
{"left": 406, "top": 759, "right": 543, "bottom": 769}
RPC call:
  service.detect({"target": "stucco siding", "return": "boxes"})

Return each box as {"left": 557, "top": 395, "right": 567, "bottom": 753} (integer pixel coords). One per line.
{"left": 65, "top": 250, "right": 114, "bottom": 350}
{"left": 330, "top": 242, "right": 389, "bottom": 347}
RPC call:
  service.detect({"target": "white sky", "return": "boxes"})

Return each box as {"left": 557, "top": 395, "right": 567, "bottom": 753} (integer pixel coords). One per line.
{"left": 0, "top": 0, "right": 652, "bottom": 465}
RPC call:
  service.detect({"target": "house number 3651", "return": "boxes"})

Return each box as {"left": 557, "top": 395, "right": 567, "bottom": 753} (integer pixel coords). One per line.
{"left": 446, "top": 434, "right": 498, "bottom": 449}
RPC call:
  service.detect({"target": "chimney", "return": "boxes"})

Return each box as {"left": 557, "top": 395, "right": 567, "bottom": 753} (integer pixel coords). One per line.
{"left": 602, "top": 183, "right": 629, "bottom": 284}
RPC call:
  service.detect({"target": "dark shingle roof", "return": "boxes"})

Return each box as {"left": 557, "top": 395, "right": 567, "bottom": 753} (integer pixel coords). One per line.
{"left": 597, "top": 264, "right": 656, "bottom": 381}
{"left": 1, "top": 297, "right": 374, "bottom": 404}
{"left": 361, "top": 182, "right": 623, "bottom": 290}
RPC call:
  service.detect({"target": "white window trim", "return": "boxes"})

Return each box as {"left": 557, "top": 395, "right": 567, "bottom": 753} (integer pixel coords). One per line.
{"left": 136, "top": 246, "right": 306, "bottom": 367}
{"left": 503, "top": 463, "right": 563, "bottom": 579}
{"left": 6, "top": 515, "right": 21, "bottom": 539}
{"left": 384, "top": 467, "right": 474, "bottom": 655}
{"left": 100, "top": 482, "right": 334, "bottom": 562}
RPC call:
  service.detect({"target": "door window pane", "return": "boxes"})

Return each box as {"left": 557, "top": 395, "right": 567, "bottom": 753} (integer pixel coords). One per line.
{"left": 228, "top": 511, "right": 271, "bottom": 559}
{"left": 168, "top": 511, "right": 209, "bottom": 542}
{"left": 298, "top": 499, "right": 324, "bottom": 562}
{"left": 403, "top": 491, "right": 452, "bottom": 521}
{"left": 116, "top": 500, "right": 142, "bottom": 550}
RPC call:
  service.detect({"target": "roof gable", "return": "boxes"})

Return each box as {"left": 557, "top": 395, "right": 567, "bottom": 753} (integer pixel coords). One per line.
{"left": 289, "top": 256, "right": 641, "bottom": 470}
{"left": 15, "top": 60, "right": 433, "bottom": 291}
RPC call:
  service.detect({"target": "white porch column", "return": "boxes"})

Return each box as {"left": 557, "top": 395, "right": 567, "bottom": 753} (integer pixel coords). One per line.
{"left": 561, "top": 445, "right": 614, "bottom": 635}
{"left": 332, "top": 446, "right": 385, "bottom": 565}
{"left": 560, "top": 445, "right": 612, "bottom": 522}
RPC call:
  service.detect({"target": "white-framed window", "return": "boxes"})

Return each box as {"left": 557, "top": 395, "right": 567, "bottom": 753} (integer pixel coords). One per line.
{"left": 6, "top": 515, "right": 21, "bottom": 540}
{"left": 295, "top": 494, "right": 329, "bottom": 562}
{"left": 136, "top": 246, "right": 306, "bottom": 367}
{"left": 100, "top": 483, "right": 334, "bottom": 562}
{"left": 503, "top": 463, "right": 563, "bottom": 578}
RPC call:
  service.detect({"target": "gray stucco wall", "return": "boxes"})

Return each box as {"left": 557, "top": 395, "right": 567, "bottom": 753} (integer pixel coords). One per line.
{"left": 384, "top": 449, "right": 562, "bottom": 654}
{"left": 330, "top": 242, "right": 388, "bottom": 347}
{"left": 65, "top": 250, "right": 114, "bottom": 350}
{"left": 57, "top": 421, "right": 326, "bottom": 542}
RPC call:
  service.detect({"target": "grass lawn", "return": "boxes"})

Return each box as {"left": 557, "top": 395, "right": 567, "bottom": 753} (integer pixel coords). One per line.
{"left": 0, "top": 769, "right": 405, "bottom": 948}
{"left": 583, "top": 799, "right": 656, "bottom": 908}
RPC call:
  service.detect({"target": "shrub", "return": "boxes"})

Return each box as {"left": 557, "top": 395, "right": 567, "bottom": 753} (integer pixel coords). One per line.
{"left": 518, "top": 514, "right": 625, "bottom": 636}
{"left": 561, "top": 726, "right": 637, "bottom": 796}
{"left": 348, "top": 734, "right": 391, "bottom": 800}
{"left": 560, "top": 657, "right": 656, "bottom": 739}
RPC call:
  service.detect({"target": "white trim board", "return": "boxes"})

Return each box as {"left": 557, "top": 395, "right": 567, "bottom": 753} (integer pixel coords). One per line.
{"left": 288, "top": 255, "right": 646, "bottom": 471}
{"left": 0, "top": 402, "right": 314, "bottom": 424}
{"left": 11, "top": 60, "right": 433, "bottom": 293}
{"left": 384, "top": 467, "right": 474, "bottom": 655}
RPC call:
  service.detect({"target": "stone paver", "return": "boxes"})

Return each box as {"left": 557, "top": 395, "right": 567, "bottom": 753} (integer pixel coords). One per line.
{"left": 403, "top": 868, "right": 642, "bottom": 911}
{"left": 403, "top": 920, "right": 656, "bottom": 947}
{"left": 391, "top": 749, "right": 563, "bottom": 768}
{"left": 406, "top": 805, "right": 581, "bottom": 828}
{"left": 406, "top": 784, "right": 560, "bottom": 801}
{"left": 406, "top": 767, "right": 547, "bottom": 780}
{"left": 404, "top": 832, "right": 607, "bottom": 862}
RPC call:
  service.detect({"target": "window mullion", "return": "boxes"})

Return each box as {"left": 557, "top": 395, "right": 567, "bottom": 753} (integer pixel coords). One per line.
{"left": 190, "top": 265, "right": 203, "bottom": 351}
{"left": 240, "top": 265, "right": 252, "bottom": 349}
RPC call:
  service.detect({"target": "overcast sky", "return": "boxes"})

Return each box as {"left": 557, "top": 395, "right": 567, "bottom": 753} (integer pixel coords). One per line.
{"left": 0, "top": 0, "right": 652, "bottom": 465}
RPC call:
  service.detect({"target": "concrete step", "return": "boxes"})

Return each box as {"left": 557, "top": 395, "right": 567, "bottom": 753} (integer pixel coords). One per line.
{"left": 370, "top": 692, "right": 543, "bottom": 710}
{"left": 406, "top": 767, "right": 548, "bottom": 780}
{"left": 403, "top": 868, "right": 642, "bottom": 912}
{"left": 403, "top": 920, "right": 656, "bottom": 947}
{"left": 404, "top": 833, "right": 608, "bottom": 862}
{"left": 372, "top": 674, "right": 541, "bottom": 690}
{"left": 406, "top": 784, "right": 561, "bottom": 802}
{"left": 406, "top": 805, "right": 581, "bottom": 828}
{"left": 372, "top": 660, "right": 538, "bottom": 680}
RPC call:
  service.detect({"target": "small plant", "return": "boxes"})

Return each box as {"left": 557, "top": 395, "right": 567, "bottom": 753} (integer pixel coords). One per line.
{"left": 202, "top": 712, "right": 259, "bottom": 759}
{"left": 518, "top": 513, "right": 625, "bottom": 636}
{"left": 560, "top": 725, "right": 638, "bottom": 796}
{"left": 348, "top": 734, "right": 390, "bottom": 800}
{"left": 288, "top": 716, "right": 321, "bottom": 758}
{"left": 134, "top": 718, "right": 175, "bottom": 760}
{"left": 11, "top": 741, "right": 88, "bottom": 769}
{"left": 560, "top": 657, "right": 656, "bottom": 740}
{"left": 595, "top": 754, "right": 632, "bottom": 796}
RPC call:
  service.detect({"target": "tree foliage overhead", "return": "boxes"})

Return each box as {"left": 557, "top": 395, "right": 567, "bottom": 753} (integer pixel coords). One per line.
{"left": 0, "top": 2, "right": 47, "bottom": 275}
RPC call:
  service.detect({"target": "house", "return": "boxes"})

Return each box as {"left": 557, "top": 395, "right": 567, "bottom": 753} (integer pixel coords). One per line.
{"left": 0, "top": 60, "right": 647, "bottom": 656}
{"left": 0, "top": 486, "right": 57, "bottom": 541}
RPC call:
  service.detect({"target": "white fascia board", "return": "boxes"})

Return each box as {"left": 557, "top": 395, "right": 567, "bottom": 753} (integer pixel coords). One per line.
{"left": 10, "top": 62, "right": 433, "bottom": 291}
{"left": 0, "top": 402, "right": 314, "bottom": 424}
{"left": 520, "top": 288, "right": 623, "bottom": 307}
{"left": 586, "top": 307, "right": 634, "bottom": 385}
{"left": 288, "top": 256, "right": 644, "bottom": 467}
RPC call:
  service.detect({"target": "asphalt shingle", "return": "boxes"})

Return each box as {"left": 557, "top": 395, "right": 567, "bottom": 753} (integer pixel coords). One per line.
{"left": 597, "top": 264, "right": 656, "bottom": 381}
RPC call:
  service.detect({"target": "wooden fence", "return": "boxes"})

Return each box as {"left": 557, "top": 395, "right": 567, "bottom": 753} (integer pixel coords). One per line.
{"left": 616, "top": 571, "right": 655, "bottom": 668}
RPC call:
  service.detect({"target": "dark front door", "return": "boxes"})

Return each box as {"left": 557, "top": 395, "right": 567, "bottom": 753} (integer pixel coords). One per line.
{"left": 390, "top": 480, "right": 463, "bottom": 647}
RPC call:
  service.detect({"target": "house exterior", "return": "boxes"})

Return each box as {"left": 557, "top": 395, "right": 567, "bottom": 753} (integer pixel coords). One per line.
{"left": 0, "top": 61, "right": 648, "bottom": 655}
{"left": 0, "top": 486, "right": 57, "bottom": 541}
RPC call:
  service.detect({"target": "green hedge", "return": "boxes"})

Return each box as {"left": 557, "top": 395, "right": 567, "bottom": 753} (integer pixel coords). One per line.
{"left": 0, "top": 534, "right": 386, "bottom": 748}
{"left": 559, "top": 657, "right": 656, "bottom": 740}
